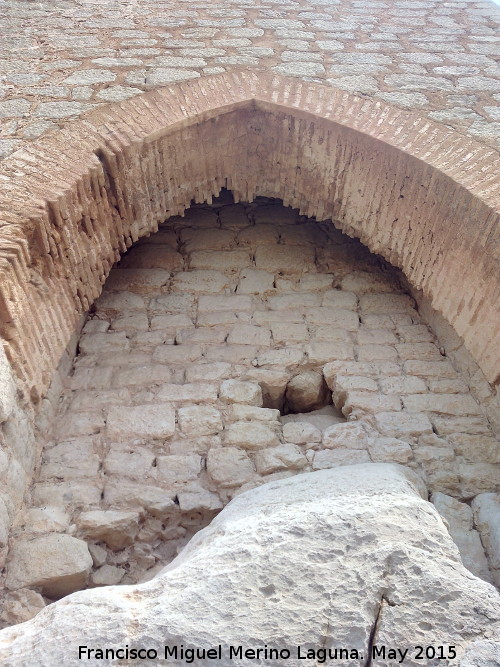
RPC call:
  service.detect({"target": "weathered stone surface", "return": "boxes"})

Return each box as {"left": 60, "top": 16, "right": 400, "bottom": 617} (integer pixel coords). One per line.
{"left": 472, "top": 493, "right": 500, "bottom": 587}
{"left": 285, "top": 371, "right": 329, "bottom": 412}
{"left": 224, "top": 422, "right": 279, "bottom": 450}
{"left": 106, "top": 404, "right": 175, "bottom": 440}
{"left": 1, "top": 464, "right": 498, "bottom": 665}
{"left": 78, "top": 510, "right": 140, "bottom": 551}
{"left": 219, "top": 380, "right": 263, "bottom": 406}
{"left": 0, "top": 590, "right": 45, "bottom": 629}
{"left": 5, "top": 535, "right": 92, "bottom": 599}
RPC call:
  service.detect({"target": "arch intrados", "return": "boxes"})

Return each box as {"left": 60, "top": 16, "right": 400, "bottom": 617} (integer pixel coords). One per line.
{"left": 0, "top": 70, "right": 498, "bottom": 398}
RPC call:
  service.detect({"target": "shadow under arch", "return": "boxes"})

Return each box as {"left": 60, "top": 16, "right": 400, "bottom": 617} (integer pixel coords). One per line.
{"left": 0, "top": 70, "right": 498, "bottom": 398}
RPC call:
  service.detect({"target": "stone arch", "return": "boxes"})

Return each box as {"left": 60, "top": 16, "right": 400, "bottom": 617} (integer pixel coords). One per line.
{"left": 0, "top": 70, "right": 498, "bottom": 399}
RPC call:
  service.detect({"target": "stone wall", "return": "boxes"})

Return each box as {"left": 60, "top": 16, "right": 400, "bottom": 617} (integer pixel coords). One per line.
{"left": 2, "top": 195, "right": 498, "bottom": 626}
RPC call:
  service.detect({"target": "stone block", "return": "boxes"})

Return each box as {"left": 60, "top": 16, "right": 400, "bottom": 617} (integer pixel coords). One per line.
{"left": 78, "top": 332, "right": 130, "bottom": 356}
{"left": 285, "top": 371, "right": 329, "bottom": 412}
{"left": 150, "top": 294, "right": 196, "bottom": 314}
{"left": 39, "top": 438, "right": 100, "bottom": 480}
{"left": 189, "top": 250, "right": 251, "bottom": 270}
{"left": 305, "top": 342, "right": 354, "bottom": 365}
{"left": 403, "top": 394, "right": 481, "bottom": 416}
{"left": 119, "top": 246, "right": 183, "bottom": 270}
{"left": 448, "top": 433, "right": 500, "bottom": 464}
{"left": 237, "top": 269, "right": 275, "bottom": 294}
{"left": 367, "top": 437, "right": 413, "bottom": 464}
{"left": 178, "top": 406, "right": 223, "bottom": 436}
{"left": 0, "top": 342, "right": 16, "bottom": 423}
{"left": 220, "top": 380, "right": 263, "bottom": 406}
{"left": 157, "top": 455, "right": 202, "bottom": 488}
{"left": 198, "top": 295, "right": 252, "bottom": 312}
{"left": 226, "top": 325, "right": 272, "bottom": 346}
{"left": 104, "top": 445, "right": 156, "bottom": 478}
{"left": 271, "top": 323, "right": 309, "bottom": 344}
{"left": 379, "top": 376, "right": 427, "bottom": 394}
{"left": 323, "top": 423, "right": 368, "bottom": 450}
{"left": 153, "top": 345, "right": 202, "bottom": 364}
{"left": 5, "top": 535, "right": 92, "bottom": 599}
{"left": 224, "top": 422, "right": 279, "bottom": 450}
{"left": 177, "top": 483, "right": 223, "bottom": 512}
{"left": 254, "top": 444, "right": 307, "bottom": 474}
{"left": 370, "top": 411, "right": 433, "bottom": 438}
{"left": 171, "top": 271, "right": 229, "bottom": 293}
{"left": 312, "top": 448, "right": 370, "bottom": 469}
{"left": 103, "top": 481, "right": 176, "bottom": 517}
{"left": 206, "top": 447, "right": 255, "bottom": 487}
{"left": 156, "top": 383, "right": 218, "bottom": 403}
{"left": 105, "top": 269, "right": 170, "bottom": 293}
{"left": 78, "top": 510, "right": 140, "bottom": 550}
{"left": 254, "top": 245, "right": 316, "bottom": 273}
{"left": 256, "top": 348, "right": 304, "bottom": 368}
{"left": 304, "top": 307, "right": 359, "bottom": 330}
{"left": 106, "top": 404, "right": 176, "bottom": 440}
{"left": 282, "top": 421, "right": 322, "bottom": 445}
{"left": 227, "top": 405, "right": 281, "bottom": 422}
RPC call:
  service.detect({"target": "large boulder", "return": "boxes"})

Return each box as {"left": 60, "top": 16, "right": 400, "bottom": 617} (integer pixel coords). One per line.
{"left": 1, "top": 463, "right": 499, "bottom": 666}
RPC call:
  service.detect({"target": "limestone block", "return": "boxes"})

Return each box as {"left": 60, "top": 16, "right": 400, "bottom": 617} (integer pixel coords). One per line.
{"left": 458, "top": 464, "right": 500, "bottom": 499}
{"left": 176, "top": 326, "right": 228, "bottom": 345}
{"left": 226, "top": 324, "right": 272, "bottom": 346}
{"left": 254, "top": 444, "right": 307, "bottom": 474}
{"left": 186, "top": 362, "right": 232, "bottom": 383}
{"left": 254, "top": 245, "right": 316, "bottom": 273}
{"left": 153, "top": 345, "right": 203, "bottom": 364}
{"left": 297, "top": 274, "right": 333, "bottom": 291}
{"left": 82, "top": 319, "right": 110, "bottom": 334}
{"left": 403, "top": 359, "right": 457, "bottom": 378}
{"left": 88, "top": 544, "right": 107, "bottom": 568}
{"left": 156, "top": 384, "right": 218, "bottom": 403}
{"left": 150, "top": 313, "right": 194, "bottom": 332}
{"left": 206, "top": 447, "right": 255, "bottom": 487}
{"left": 32, "top": 481, "right": 102, "bottom": 508}
{"left": 90, "top": 565, "right": 125, "bottom": 587}
{"left": 367, "top": 437, "right": 413, "bottom": 464}
{"left": 149, "top": 294, "right": 196, "bottom": 315}
{"left": 323, "top": 360, "right": 376, "bottom": 381}
{"left": 358, "top": 344, "right": 398, "bottom": 361}
{"left": 285, "top": 371, "right": 329, "bottom": 413}
{"left": 105, "top": 269, "right": 170, "bottom": 293}
{"left": 427, "top": 378, "right": 469, "bottom": 394}
{"left": 112, "top": 364, "right": 172, "bottom": 387}
{"left": 169, "top": 435, "right": 221, "bottom": 456}
{"left": 157, "top": 455, "right": 202, "bottom": 487}
{"left": 78, "top": 332, "right": 130, "bottom": 355}
{"left": 110, "top": 313, "right": 149, "bottom": 332}
{"left": 0, "top": 342, "right": 16, "bottom": 423}
{"left": 178, "top": 406, "right": 222, "bottom": 436}
{"left": 1, "top": 465, "right": 500, "bottom": 665}
{"left": 267, "top": 293, "right": 321, "bottom": 310}
{"left": 323, "top": 423, "right": 368, "bottom": 450}
{"left": 321, "top": 290, "right": 357, "bottom": 310}
{"left": 103, "top": 481, "right": 177, "bottom": 517}
{"left": 237, "top": 269, "right": 274, "bottom": 294}
{"left": 282, "top": 421, "right": 322, "bottom": 445}
{"left": 379, "top": 376, "right": 427, "bottom": 394}
{"left": 312, "top": 326, "right": 352, "bottom": 343}
{"left": 370, "top": 411, "right": 433, "bottom": 438}
{"left": 219, "top": 380, "right": 262, "bottom": 406}
{"left": 54, "top": 412, "right": 105, "bottom": 439}
{"left": 305, "top": 342, "right": 354, "bottom": 364}
{"left": 343, "top": 393, "right": 401, "bottom": 418}
{"left": 94, "top": 291, "right": 146, "bottom": 316}
{"left": 472, "top": 493, "right": 500, "bottom": 585}
{"left": 78, "top": 510, "right": 140, "bottom": 550}
{"left": 204, "top": 345, "right": 259, "bottom": 365}
{"left": 270, "top": 323, "right": 309, "bottom": 344}
{"left": 225, "top": 422, "right": 279, "bottom": 450}
{"left": 432, "top": 492, "right": 492, "bottom": 582}
{"left": 255, "top": 348, "right": 304, "bottom": 368}
{"left": 107, "top": 404, "right": 175, "bottom": 440}
{"left": 189, "top": 250, "right": 251, "bottom": 271}
{"left": 119, "top": 246, "right": 183, "bottom": 270}
{"left": 196, "top": 311, "right": 240, "bottom": 327}
{"left": 357, "top": 328, "right": 398, "bottom": 345}
{"left": 5, "top": 534, "right": 92, "bottom": 598}
{"left": 227, "top": 405, "right": 281, "bottom": 422}
{"left": 0, "top": 590, "right": 45, "bottom": 628}
{"left": 448, "top": 433, "right": 500, "bottom": 464}
{"left": 177, "top": 484, "right": 223, "bottom": 512}
{"left": 330, "top": 375, "right": 378, "bottom": 398}
{"left": 198, "top": 295, "right": 252, "bottom": 312}
{"left": 312, "top": 448, "right": 371, "bottom": 469}
{"left": 39, "top": 438, "right": 100, "bottom": 480}
{"left": 104, "top": 445, "right": 156, "bottom": 479}
{"left": 21, "top": 507, "right": 70, "bottom": 534}
{"left": 432, "top": 415, "right": 492, "bottom": 436}
{"left": 396, "top": 342, "right": 443, "bottom": 362}
{"left": 403, "top": 394, "right": 481, "bottom": 416}
{"left": 171, "top": 271, "right": 229, "bottom": 293}
{"left": 304, "top": 307, "right": 360, "bottom": 330}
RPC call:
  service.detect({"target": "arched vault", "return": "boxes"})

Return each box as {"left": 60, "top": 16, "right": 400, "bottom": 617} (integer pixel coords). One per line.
{"left": 0, "top": 71, "right": 498, "bottom": 397}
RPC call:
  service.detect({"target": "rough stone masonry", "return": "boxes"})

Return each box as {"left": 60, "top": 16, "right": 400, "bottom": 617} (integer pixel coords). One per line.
{"left": 1, "top": 193, "right": 498, "bottom": 629}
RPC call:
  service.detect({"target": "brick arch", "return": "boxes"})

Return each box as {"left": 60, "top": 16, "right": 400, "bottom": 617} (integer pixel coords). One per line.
{"left": 0, "top": 70, "right": 498, "bottom": 397}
